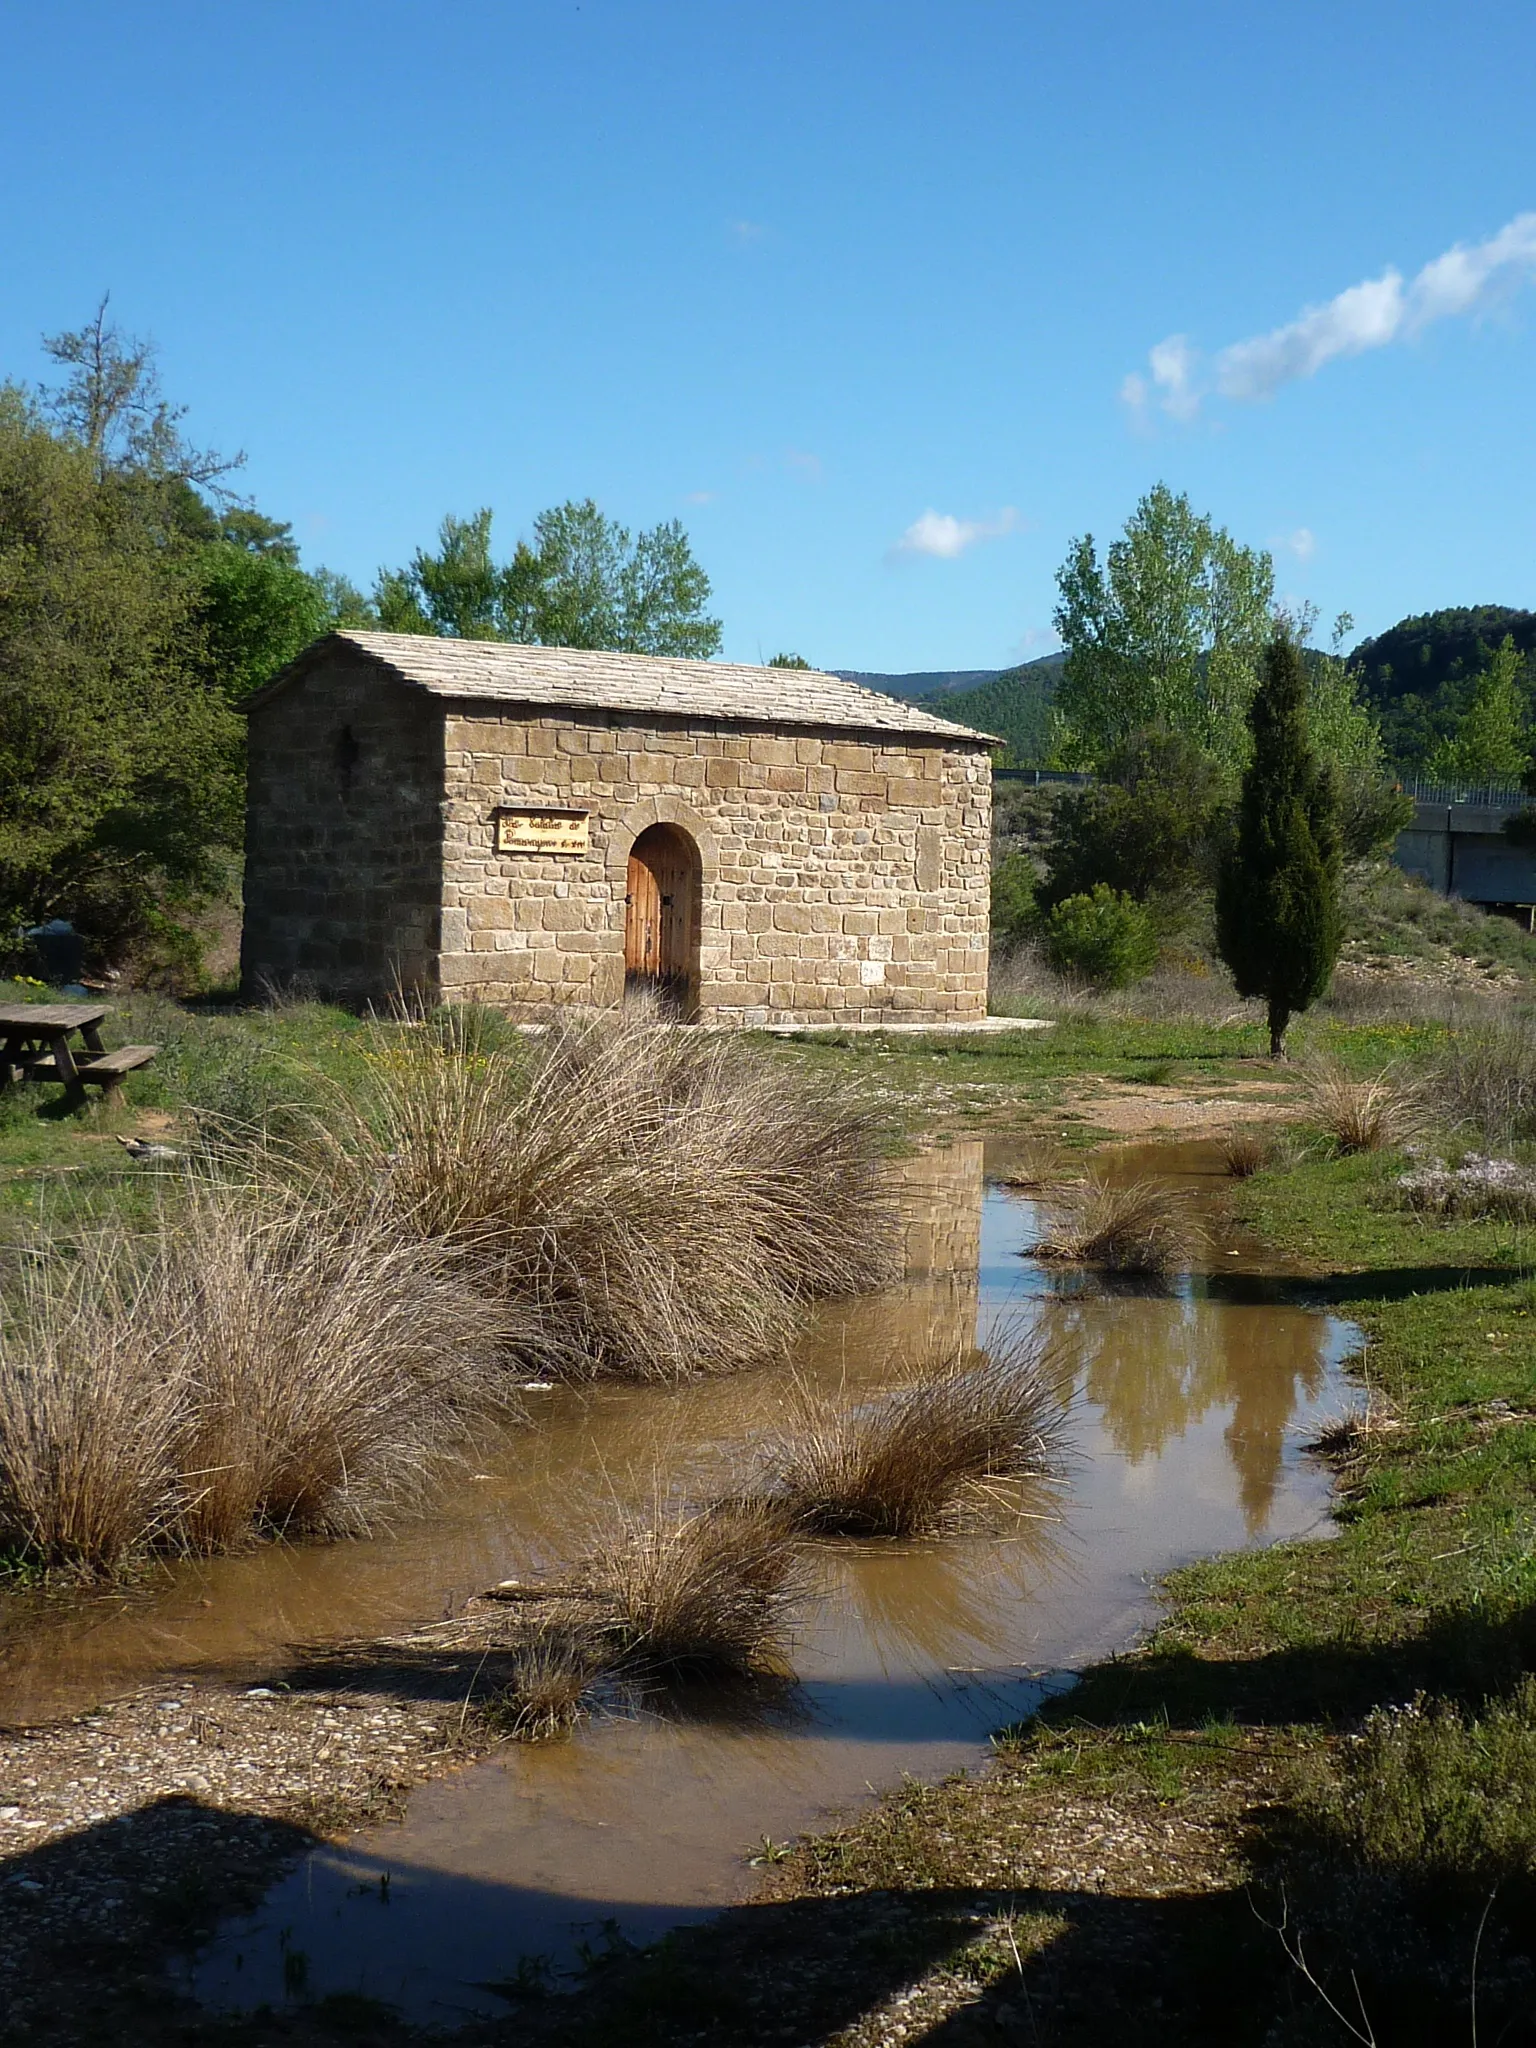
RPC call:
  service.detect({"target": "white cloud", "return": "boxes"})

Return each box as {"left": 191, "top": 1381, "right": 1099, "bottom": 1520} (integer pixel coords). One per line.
{"left": 729, "top": 219, "right": 766, "bottom": 243}
{"left": 1122, "top": 210, "right": 1536, "bottom": 419}
{"left": 889, "top": 507, "right": 1020, "bottom": 561}
{"left": 1216, "top": 271, "right": 1406, "bottom": 400}
{"left": 1147, "top": 334, "right": 1200, "bottom": 420}
{"left": 1274, "top": 527, "right": 1317, "bottom": 563}
{"left": 785, "top": 448, "right": 823, "bottom": 482}
{"left": 685, "top": 490, "right": 716, "bottom": 505}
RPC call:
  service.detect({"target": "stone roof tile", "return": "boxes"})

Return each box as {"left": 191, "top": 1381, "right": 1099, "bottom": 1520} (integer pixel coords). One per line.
{"left": 250, "top": 633, "right": 999, "bottom": 746}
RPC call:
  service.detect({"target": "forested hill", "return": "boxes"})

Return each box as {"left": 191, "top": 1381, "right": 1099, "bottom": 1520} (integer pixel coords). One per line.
{"left": 842, "top": 654, "right": 1062, "bottom": 762}
{"left": 1350, "top": 606, "right": 1536, "bottom": 772}
{"left": 831, "top": 668, "right": 1007, "bottom": 702}
{"left": 923, "top": 654, "right": 1062, "bottom": 760}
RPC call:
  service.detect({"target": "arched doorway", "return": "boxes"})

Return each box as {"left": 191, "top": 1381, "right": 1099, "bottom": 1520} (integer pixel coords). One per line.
{"left": 624, "top": 823, "right": 701, "bottom": 1019}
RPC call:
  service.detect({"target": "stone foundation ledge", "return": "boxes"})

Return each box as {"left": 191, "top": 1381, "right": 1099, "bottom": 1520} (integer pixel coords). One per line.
{"left": 748, "top": 1014, "right": 1053, "bottom": 1037}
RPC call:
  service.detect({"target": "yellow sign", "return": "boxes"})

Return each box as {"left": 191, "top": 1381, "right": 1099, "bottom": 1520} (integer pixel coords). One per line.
{"left": 493, "top": 807, "right": 590, "bottom": 856}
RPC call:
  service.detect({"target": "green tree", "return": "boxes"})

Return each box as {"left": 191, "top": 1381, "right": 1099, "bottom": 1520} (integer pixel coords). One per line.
{"left": 1295, "top": 609, "right": 1410, "bottom": 857}
{"left": 42, "top": 298, "right": 241, "bottom": 494}
{"left": 1052, "top": 484, "right": 1275, "bottom": 767}
{"left": 194, "top": 545, "right": 331, "bottom": 703}
{"left": 769, "top": 651, "right": 811, "bottom": 669}
{"left": 1042, "top": 728, "right": 1228, "bottom": 911}
{"left": 1215, "top": 635, "right": 1342, "bottom": 1058}
{"left": 1424, "top": 635, "right": 1530, "bottom": 788}
{"left": 990, "top": 851, "right": 1038, "bottom": 945}
{"left": 0, "top": 385, "right": 240, "bottom": 972}
{"left": 376, "top": 499, "right": 721, "bottom": 657}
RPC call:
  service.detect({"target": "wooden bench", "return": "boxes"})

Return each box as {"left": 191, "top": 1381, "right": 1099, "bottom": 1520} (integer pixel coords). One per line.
{"left": 71, "top": 1045, "right": 159, "bottom": 1103}
{"left": 25, "top": 1045, "right": 161, "bottom": 1107}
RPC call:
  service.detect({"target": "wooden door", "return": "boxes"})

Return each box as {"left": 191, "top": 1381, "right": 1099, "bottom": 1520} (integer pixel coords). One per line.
{"left": 624, "top": 825, "right": 698, "bottom": 1016}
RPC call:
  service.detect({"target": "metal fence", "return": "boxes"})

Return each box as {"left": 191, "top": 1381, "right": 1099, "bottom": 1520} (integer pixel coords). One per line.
{"left": 1399, "top": 778, "right": 1527, "bottom": 808}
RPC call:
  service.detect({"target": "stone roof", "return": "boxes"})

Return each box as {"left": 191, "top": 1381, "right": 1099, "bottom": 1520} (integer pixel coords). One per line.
{"left": 249, "top": 632, "right": 1000, "bottom": 746}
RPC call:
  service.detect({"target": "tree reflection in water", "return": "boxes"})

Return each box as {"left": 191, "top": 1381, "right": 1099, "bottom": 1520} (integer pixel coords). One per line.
{"left": 1044, "top": 1294, "right": 1328, "bottom": 1534}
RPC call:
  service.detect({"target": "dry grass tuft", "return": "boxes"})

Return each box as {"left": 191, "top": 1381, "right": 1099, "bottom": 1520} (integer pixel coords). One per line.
{"left": 1030, "top": 1170, "right": 1202, "bottom": 1275}
{"left": 1302, "top": 1059, "right": 1427, "bottom": 1155}
{"left": 758, "top": 1335, "right": 1067, "bottom": 1538}
{"left": 996, "top": 1137, "right": 1064, "bottom": 1191}
{"left": 488, "top": 1621, "right": 604, "bottom": 1742}
{"left": 269, "top": 1009, "right": 896, "bottom": 1380}
{"left": 1432, "top": 1013, "right": 1536, "bottom": 1143}
{"left": 577, "top": 1499, "right": 805, "bottom": 1676}
{"left": 0, "top": 1184, "right": 514, "bottom": 1575}
{"left": 1220, "top": 1125, "right": 1276, "bottom": 1179}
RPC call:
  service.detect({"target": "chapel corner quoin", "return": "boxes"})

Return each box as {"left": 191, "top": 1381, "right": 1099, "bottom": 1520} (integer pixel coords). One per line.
{"left": 237, "top": 632, "right": 999, "bottom": 1027}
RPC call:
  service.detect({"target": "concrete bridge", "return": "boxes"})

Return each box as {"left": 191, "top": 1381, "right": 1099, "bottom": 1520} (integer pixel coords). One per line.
{"left": 1393, "top": 790, "right": 1536, "bottom": 913}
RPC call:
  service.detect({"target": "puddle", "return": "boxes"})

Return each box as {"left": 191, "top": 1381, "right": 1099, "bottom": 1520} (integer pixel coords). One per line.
{"left": 0, "top": 1139, "right": 1360, "bottom": 2025}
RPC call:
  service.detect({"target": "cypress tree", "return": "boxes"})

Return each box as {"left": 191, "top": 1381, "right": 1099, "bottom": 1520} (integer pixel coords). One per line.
{"left": 1216, "top": 634, "right": 1342, "bottom": 1058}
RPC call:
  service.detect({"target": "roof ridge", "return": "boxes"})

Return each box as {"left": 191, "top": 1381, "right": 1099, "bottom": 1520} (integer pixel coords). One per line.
{"left": 246, "top": 632, "right": 1000, "bottom": 746}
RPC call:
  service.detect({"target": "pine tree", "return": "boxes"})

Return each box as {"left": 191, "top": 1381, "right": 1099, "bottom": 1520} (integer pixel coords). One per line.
{"left": 1216, "top": 635, "right": 1342, "bottom": 1058}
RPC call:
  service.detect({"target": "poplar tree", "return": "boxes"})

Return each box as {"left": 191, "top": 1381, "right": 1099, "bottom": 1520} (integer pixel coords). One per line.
{"left": 1216, "top": 634, "right": 1342, "bottom": 1058}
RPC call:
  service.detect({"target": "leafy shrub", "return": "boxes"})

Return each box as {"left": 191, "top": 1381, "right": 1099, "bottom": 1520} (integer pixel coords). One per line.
{"left": 989, "top": 851, "right": 1038, "bottom": 944}
{"left": 1318, "top": 1679, "right": 1536, "bottom": 1888}
{"left": 1044, "top": 885, "right": 1158, "bottom": 990}
{"left": 1041, "top": 729, "right": 1228, "bottom": 911}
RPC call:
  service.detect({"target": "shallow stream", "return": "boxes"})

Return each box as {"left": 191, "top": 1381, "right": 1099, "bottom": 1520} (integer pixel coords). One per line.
{"left": 0, "top": 1137, "right": 1358, "bottom": 2025}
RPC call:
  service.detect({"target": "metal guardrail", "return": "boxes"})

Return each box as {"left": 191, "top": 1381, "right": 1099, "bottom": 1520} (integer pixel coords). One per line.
{"left": 1399, "top": 778, "right": 1526, "bottom": 807}
{"left": 993, "top": 769, "right": 1531, "bottom": 807}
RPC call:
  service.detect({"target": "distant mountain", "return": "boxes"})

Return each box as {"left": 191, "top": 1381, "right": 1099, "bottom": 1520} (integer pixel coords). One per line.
{"left": 833, "top": 667, "right": 1011, "bottom": 702}
{"left": 836, "top": 655, "right": 1063, "bottom": 763}
{"left": 932, "top": 655, "right": 1062, "bottom": 762}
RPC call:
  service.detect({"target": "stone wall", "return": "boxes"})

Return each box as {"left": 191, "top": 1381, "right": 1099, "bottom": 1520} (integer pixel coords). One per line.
{"left": 440, "top": 706, "right": 993, "bottom": 1024}
{"left": 241, "top": 655, "right": 445, "bottom": 1002}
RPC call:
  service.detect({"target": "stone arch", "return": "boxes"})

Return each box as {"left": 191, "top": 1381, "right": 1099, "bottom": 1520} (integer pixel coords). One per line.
{"left": 602, "top": 796, "right": 720, "bottom": 888}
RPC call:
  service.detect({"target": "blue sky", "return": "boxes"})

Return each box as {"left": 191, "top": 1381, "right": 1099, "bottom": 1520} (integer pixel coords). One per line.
{"left": 2, "top": 0, "right": 1532, "bottom": 672}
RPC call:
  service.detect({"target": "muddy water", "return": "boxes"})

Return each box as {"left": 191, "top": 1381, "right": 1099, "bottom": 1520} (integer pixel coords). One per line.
{"left": 0, "top": 1139, "right": 1358, "bottom": 2025}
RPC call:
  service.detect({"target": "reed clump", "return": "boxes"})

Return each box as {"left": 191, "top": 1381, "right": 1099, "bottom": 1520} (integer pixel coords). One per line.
{"left": 1031, "top": 1170, "right": 1202, "bottom": 1275}
{"left": 272, "top": 1009, "right": 897, "bottom": 1380}
{"left": 0, "top": 1185, "right": 514, "bottom": 1575}
{"left": 1430, "top": 1013, "right": 1536, "bottom": 1144}
{"left": 758, "top": 1337, "right": 1067, "bottom": 1538}
{"left": 576, "top": 1500, "right": 805, "bottom": 1676}
{"left": 1220, "top": 1125, "right": 1276, "bottom": 1178}
{"left": 488, "top": 1621, "right": 605, "bottom": 1742}
{"left": 1302, "top": 1059, "right": 1426, "bottom": 1155}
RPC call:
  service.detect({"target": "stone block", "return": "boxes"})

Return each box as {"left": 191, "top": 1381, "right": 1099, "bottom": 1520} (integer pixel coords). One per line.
{"left": 772, "top": 902, "right": 813, "bottom": 934}
{"left": 540, "top": 897, "right": 586, "bottom": 933}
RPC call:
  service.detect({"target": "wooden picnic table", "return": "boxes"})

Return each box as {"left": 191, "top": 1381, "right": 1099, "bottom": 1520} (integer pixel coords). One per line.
{"left": 0, "top": 1003, "right": 157, "bottom": 1107}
